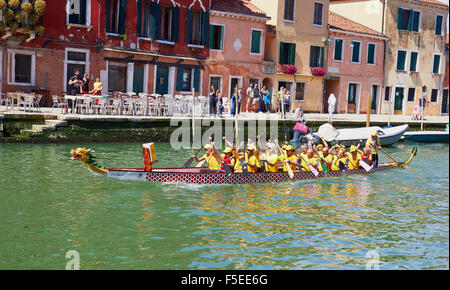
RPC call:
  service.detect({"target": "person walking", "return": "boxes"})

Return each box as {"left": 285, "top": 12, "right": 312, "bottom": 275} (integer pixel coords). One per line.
{"left": 327, "top": 93, "right": 336, "bottom": 123}
{"left": 209, "top": 85, "right": 217, "bottom": 117}
{"left": 246, "top": 83, "right": 254, "bottom": 113}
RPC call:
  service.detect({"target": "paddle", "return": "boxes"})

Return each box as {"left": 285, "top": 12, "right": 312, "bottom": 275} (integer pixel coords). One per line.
{"left": 275, "top": 140, "right": 294, "bottom": 179}
{"left": 195, "top": 160, "right": 206, "bottom": 167}
{"left": 183, "top": 147, "right": 203, "bottom": 167}
{"left": 359, "top": 159, "right": 373, "bottom": 172}
{"left": 376, "top": 146, "right": 406, "bottom": 169}
{"left": 298, "top": 154, "right": 320, "bottom": 177}
{"left": 319, "top": 158, "right": 328, "bottom": 174}
{"left": 240, "top": 143, "right": 249, "bottom": 178}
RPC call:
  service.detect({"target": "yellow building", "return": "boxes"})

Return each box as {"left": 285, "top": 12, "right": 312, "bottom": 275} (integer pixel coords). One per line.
{"left": 330, "top": 0, "right": 449, "bottom": 116}
{"left": 252, "top": 0, "right": 330, "bottom": 113}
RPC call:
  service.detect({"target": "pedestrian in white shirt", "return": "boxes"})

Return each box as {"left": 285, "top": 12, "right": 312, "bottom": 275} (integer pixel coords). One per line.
{"left": 327, "top": 93, "right": 336, "bottom": 123}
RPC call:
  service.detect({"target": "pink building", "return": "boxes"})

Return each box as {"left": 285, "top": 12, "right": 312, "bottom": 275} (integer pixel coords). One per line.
{"left": 204, "top": 0, "right": 269, "bottom": 111}
{"left": 325, "top": 12, "right": 388, "bottom": 114}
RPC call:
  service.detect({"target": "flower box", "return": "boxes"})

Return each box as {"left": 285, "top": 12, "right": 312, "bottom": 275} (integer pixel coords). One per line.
{"left": 311, "top": 67, "right": 325, "bottom": 76}
{"left": 281, "top": 65, "right": 297, "bottom": 75}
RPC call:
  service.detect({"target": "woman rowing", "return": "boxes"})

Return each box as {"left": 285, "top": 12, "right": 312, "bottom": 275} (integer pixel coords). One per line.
{"left": 193, "top": 144, "right": 221, "bottom": 171}
{"left": 366, "top": 131, "right": 380, "bottom": 167}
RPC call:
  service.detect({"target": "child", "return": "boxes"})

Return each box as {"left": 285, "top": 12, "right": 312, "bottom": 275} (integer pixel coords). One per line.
{"left": 217, "top": 91, "right": 224, "bottom": 118}
{"left": 412, "top": 104, "right": 420, "bottom": 120}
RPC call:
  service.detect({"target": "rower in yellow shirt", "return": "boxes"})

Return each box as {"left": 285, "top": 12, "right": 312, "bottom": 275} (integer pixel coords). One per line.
{"left": 245, "top": 145, "right": 259, "bottom": 173}
{"left": 193, "top": 144, "right": 221, "bottom": 170}
{"left": 282, "top": 145, "right": 300, "bottom": 172}
{"left": 301, "top": 149, "right": 320, "bottom": 172}
{"left": 366, "top": 131, "right": 380, "bottom": 167}
{"left": 346, "top": 145, "right": 362, "bottom": 170}
{"left": 331, "top": 149, "right": 348, "bottom": 171}
{"left": 264, "top": 142, "right": 282, "bottom": 173}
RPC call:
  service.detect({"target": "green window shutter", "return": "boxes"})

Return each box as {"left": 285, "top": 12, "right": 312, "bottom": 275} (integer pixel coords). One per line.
{"left": 106, "top": 0, "right": 110, "bottom": 31}
{"left": 176, "top": 67, "right": 184, "bottom": 91}
{"left": 194, "top": 68, "right": 200, "bottom": 92}
{"left": 412, "top": 11, "right": 420, "bottom": 32}
{"left": 318, "top": 46, "right": 324, "bottom": 67}
{"left": 368, "top": 44, "right": 375, "bottom": 64}
{"left": 186, "top": 10, "right": 192, "bottom": 44}
{"left": 137, "top": 0, "right": 142, "bottom": 37}
{"left": 209, "top": 25, "right": 214, "bottom": 48}
{"left": 397, "top": 8, "right": 403, "bottom": 30}
{"left": 397, "top": 50, "right": 406, "bottom": 70}
{"left": 279, "top": 42, "right": 285, "bottom": 64}
{"left": 201, "top": 12, "right": 209, "bottom": 46}
{"left": 433, "top": 55, "right": 440, "bottom": 74}
{"left": 171, "top": 7, "right": 180, "bottom": 42}
{"left": 435, "top": 15, "right": 443, "bottom": 35}
{"left": 334, "top": 39, "right": 342, "bottom": 61}
{"left": 310, "top": 46, "right": 314, "bottom": 67}
{"left": 289, "top": 43, "right": 296, "bottom": 65}
{"left": 406, "top": 10, "right": 413, "bottom": 31}
{"left": 410, "top": 52, "right": 418, "bottom": 71}
{"left": 149, "top": 2, "right": 160, "bottom": 39}
{"left": 118, "top": 0, "right": 127, "bottom": 35}
{"left": 219, "top": 26, "right": 224, "bottom": 50}
{"left": 251, "top": 30, "right": 261, "bottom": 54}
{"left": 352, "top": 42, "right": 360, "bottom": 63}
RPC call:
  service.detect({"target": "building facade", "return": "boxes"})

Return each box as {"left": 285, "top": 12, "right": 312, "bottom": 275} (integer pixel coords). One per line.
{"left": 330, "top": 0, "right": 449, "bottom": 116}
{"left": 325, "top": 12, "right": 387, "bottom": 114}
{"left": 204, "top": 0, "right": 269, "bottom": 111}
{"left": 252, "top": 0, "right": 330, "bottom": 113}
{"left": 1, "top": 0, "right": 211, "bottom": 99}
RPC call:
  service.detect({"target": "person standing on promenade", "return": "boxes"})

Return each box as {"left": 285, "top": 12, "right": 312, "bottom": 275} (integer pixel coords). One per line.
{"left": 419, "top": 95, "right": 428, "bottom": 121}
{"left": 81, "top": 73, "right": 90, "bottom": 94}
{"left": 246, "top": 83, "right": 254, "bottom": 113}
{"left": 328, "top": 93, "right": 336, "bottom": 123}
{"left": 209, "top": 85, "right": 217, "bottom": 117}
{"left": 252, "top": 84, "right": 260, "bottom": 113}
{"left": 264, "top": 87, "right": 271, "bottom": 113}
{"left": 89, "top": 76, "right": 103, "bottom": 96}
{"left": 68, "top": 69, "right": 82, "bottom": 96}
{"left": 258, "top": 85, "right": 265, "bottom": 113}
{"left": 277, "top": 87, "right": 284, "bottom": 113}
{"left": 217, "top": 91, "right": 224, "bottom": 118}
{"left": 230, "top": 86, "right": 237, "bottom": 117}
{"left": 237, "top": 87, "right": 243, "bottom": 115}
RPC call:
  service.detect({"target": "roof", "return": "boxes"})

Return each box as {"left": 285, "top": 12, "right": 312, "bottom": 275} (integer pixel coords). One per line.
{"left": 210, "top": 0, "right": 268, "bottom": 18}
{"left": 329, "top": 12, "right": 386, "bottom": 38}
{"left": 414, "top": 0, "right": 449, "bottom": 7}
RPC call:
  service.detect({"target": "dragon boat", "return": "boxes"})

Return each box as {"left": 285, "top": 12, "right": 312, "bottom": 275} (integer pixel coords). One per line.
{"left": 70, "top": 143, "right": 417, "bottom": 185}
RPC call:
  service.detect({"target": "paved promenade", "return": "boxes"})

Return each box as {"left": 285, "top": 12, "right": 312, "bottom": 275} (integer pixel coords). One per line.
{"left": 1, "top": 106, "right": 448, "bottom": 126}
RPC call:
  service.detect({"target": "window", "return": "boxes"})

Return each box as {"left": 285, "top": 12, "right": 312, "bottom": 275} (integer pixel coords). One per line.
{"left": 384, "top": 86, "right": 391, "bottom": 101}
{"left": 280, "top": 42, "right": 296, "bottom": 65}
{"left": 67, "top": 0, "right": 89, "bottom": 26}
{"left": 407, "top": 88, "right": 416, "bottom": 102}
{"left": 367, "top": 43, "right": 376, "bottom": 65}
{"left": 106, "top": 0, "right": 126, "bottom": 34}
{"left": 435, "top": 15, "right": 443, "bottom": 36}
{"left": 284, "top": 0, "right": 295, "bottom": 21}
{"left": 442, "top": 89, "right": 449, "bottom": 114}
{"left": 310, "top": 45, "right": 324, "bottom": 67}
{"left": 396, "top": 50, "right": 407, "bottom": 71}
{"left": 191, "top": 11, "right": 202, "bottom": 45}
{"left": 295, "top": 82, "right": 305, "bottom": 101}
{"left": 210, "top": 76, "right": 222, "bottom": 92}
{"left": 351, "top": 41, "right": 361, "bottom": 63}
{"left": 251, "top": 29, "right": 262, "bottom": 54}
{"left": 431, "top": 89, "right": 438, "bottom": 103}
{"left": 108, "top": 64, "right": 127, "bottom": 92}
{"left": 137, "top": 0, "right": 151, "bottom": 38}
{"left": 14, "top": 54, "right": 32, "bottom": 84}
{"left": 313, "top": 2, "right": 324, "bottom": 26}
{"left": 398, "top": 8, "right": 420, "bottom": 32}
{"left": 210, "top": 25, "right": 224, "bottom": 50}
{"left": 159, "top": 5, "right": 172, "bottom": 41}
{"left": 433, "top": 55, "right": 441, "bottom": 74}
{"left": 182, "top": 68, "right": 192, "bottom": 92}
{"left": 333, "top": 39, "right": 343, "bottom": 61}
{"left": 410, "top": 51, "right": 418, "bottom": 72}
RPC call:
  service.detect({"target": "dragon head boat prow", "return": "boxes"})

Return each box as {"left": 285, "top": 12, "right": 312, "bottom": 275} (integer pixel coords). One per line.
{"left": 70, "top": 147, "right": 108, "bottom": 175}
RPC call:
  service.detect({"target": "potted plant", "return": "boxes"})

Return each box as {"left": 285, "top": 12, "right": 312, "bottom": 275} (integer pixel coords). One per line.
{"left": 281, "top": 64, "right": 297, "bottom": 75}
{"left": 311, "top": 67, "right": 325, "bottom": 76}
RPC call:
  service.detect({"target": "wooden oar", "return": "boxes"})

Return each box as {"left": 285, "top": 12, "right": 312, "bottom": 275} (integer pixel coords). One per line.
{"left": 376, "top": 146, "right": 406, "bottom": 169}
{"left": 276, "top": 145, "right": 294, "bottom": 179}
{"left": 195, "top": 160, "right": 206, "bottom": 167}
{"left": 298, "top": 154, "right": 320, "bottom": 177}
{"left": 359, "top": 159, "right": 373, "bottom": 172}
{"left": 183, "top": 147, "right": 203, "bottom": 167}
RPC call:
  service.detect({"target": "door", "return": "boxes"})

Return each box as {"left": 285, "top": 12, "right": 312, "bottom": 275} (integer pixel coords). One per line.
{"left": 347, "top": 83, "right": 357, "bottom": 113}
{"left": 133, "top": 64, "right": 144, "bottom": 94}
{"left": 394, "top": 87, "right": 404, "bottom": 115}
{"left": 230, "top": 77, "right": 241, "bottom": 97}
{"left": 371, "top": 85, "right": 378, "bottom": 114}
{"left": 155, "top": 66, "right": 169, "bottom": 95}
{"left": 442, "top": 89, "right": 449, "bottom": 114}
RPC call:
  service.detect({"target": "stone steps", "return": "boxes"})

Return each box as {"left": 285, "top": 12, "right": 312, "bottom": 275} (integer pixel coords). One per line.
{"left": 20, "top": 119, "right": 68, "bottom": 135}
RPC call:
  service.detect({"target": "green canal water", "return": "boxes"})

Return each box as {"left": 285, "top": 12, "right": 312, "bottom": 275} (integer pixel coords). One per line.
{"left": 0, "top": 142, "right": 448, "bottom": 270}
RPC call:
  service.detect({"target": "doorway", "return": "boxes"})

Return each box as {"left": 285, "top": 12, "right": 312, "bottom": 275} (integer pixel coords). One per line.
{"left": 442, "top": 89, "right": 449, "bottom": 115}
{"left": 229, "top": 76, "right": 242, "bottom": 98}
{"left": 371, "top": 84, "right": 379, "bottom": 114}
{"left": 394, "top": 87, "right": 404, "bottom": 115}
{"left": 133, "top": 64, "right": 145, "bottom": 94}
{"left": 155, "top": 66, "right": 169, "bottom": 95}
{"left": 347, "top": 83, "right": 358, "bottom": 114}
